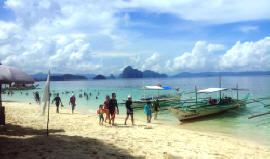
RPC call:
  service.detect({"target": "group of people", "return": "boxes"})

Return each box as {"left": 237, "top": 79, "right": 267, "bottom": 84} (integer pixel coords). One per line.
{"left": 35, "top": 90, "right": 160, "bottom": 124}
{"left": 98, "top": 93, "right": 119, "bottom": 125}
{"left": 97, "top": 93, "right": 160, "bottom": 125}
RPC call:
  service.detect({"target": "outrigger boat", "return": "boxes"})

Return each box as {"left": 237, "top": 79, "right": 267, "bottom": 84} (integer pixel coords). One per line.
{"left": 168, "top": 87, "right": 249, "bottom": 121}
{"left": 120, "top": 85, "right": 181, "bottom": 109}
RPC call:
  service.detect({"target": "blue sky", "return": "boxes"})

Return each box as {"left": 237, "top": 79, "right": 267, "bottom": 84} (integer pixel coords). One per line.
{"left": 0, "top": 0, "right": 270, "bottom": 75}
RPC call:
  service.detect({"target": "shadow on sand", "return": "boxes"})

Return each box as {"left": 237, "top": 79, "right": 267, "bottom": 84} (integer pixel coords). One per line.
{"left": 0, "top": 124, "right": 143, "bottom": 159}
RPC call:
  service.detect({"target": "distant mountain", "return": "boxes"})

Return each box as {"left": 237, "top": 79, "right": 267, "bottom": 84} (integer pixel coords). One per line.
{"left": 93, "top": 75, "right": 106, "bottom": 80}
{"left": 32, "top": 74, "right": 87, "bottom": 81}
{"left": 143, "top": 70, "right": 168, "bottom": 78}
{"left": 173, "top": 71, "right": 270, "bottom": 78}
{"left": 120, "top": 66, "right": 143, "bottom": 78}
{"left": 119, "top": 66, "right": 168, "bottom": 78}
{"left": 31, "top": 72, "right": 62, "bottom": 81}
{"left": 107, "top": 74, "right": 115, "bottom": 79}
{"left": 51, "top": 74, "right": 88, "bottom": 81}
{"left": 77, "top": 74, "right": 96, "bottom": 79}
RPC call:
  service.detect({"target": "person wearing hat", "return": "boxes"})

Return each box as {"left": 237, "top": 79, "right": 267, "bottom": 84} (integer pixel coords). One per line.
{"left": 124, "top": 95, "right": 134, "bottom": 125}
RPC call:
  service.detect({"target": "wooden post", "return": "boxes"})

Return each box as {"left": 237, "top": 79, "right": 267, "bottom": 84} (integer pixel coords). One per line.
{"left": 0, "top": 84, "right": 5, "bottom": 125}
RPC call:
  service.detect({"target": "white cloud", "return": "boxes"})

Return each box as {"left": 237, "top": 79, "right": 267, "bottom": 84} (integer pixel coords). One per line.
{"left": 120, "top": 0, "right": 270, "bottom": 24}
{"left": 170, "top": 41, "right": 225, "bottom": 72}
{"left": 1, "top": 0, "right": 270, "bottom": 75}
{"left": 167, "top": 37, "right": 270, "bottom": 73}
{"left": 238, "top": 25, "right": 259, "bottom": 33}
{"left": 92, "top": 52, "right": 136, "bottom": 58}
{"left": 0, "top": 0, "right": 130, "bottom": 74}
{"left": 141, "top": 53, "right": 161, "bottom": 72}
{"left": 220, "top": 37, "right": 270, "bottom": 71}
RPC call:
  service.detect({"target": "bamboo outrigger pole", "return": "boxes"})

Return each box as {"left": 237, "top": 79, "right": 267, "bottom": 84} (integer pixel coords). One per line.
{"left": 248, "top": 111, "right": 270, "bottom": 119}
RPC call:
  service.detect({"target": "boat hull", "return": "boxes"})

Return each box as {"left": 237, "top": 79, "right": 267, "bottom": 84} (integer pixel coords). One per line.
{"left": 169, "top": 104, "right": 242, "bottom": 122}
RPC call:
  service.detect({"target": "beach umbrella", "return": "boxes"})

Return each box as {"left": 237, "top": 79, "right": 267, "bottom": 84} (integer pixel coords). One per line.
{"left": 0, "top": 65, "right": 34, "bottom": 85}
{"left": 0, "top": 65, "right": 34, "bottom": 125}
{"left": 0, "top": 65, "right": 34, "bottom": 106}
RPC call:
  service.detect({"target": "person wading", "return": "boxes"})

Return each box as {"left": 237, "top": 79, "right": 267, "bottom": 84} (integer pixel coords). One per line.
{"left": 69, "top": 94, "right": 76, "bottom": 114}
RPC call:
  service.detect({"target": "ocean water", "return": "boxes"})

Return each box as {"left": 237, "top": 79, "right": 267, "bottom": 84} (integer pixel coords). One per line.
{"left": 2, "top": 76, "right": 270, "bottom": 145}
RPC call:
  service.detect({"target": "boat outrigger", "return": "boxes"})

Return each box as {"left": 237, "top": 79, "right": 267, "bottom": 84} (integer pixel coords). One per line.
{"left": 120, "top": 85, "right": 181, "bottom": 109}
{"left": 168, "top": 87, "right": 249, "bottom": 121}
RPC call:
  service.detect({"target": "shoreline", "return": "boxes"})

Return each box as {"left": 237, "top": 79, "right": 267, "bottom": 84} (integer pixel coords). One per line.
{"left": 1, "top": 102, "right": 270, "bottom": 158}
{"left": 3, "top": 99, "right": 270, "bottom": 146}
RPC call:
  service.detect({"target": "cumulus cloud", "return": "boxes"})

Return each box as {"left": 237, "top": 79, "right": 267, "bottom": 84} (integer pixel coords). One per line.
{"left": 170, "top": 41, "right": 225, "bottom": 72}
{"left": 167, "top": 37, "right": 270, "bottom": 73}
{"left": 220, "top": 37, "right": 270, "bottom": 71}
{"left": 141, "top": 53, "right": 161, "bottom": 72}
{"left": 1, "top": 0, "right": 270, "bottom": 75}
{"left": 0, "top": 0, "right": 128, "bottom": 74}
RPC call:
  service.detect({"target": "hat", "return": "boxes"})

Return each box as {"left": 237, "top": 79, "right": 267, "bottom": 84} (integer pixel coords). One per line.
{"left": 128, "top": 95, "right": 132, "bottom": 98}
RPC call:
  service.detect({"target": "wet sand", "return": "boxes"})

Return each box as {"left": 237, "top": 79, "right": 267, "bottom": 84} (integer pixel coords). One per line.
{"left": 0, "top": 102, "right": 270, "bottom": 159}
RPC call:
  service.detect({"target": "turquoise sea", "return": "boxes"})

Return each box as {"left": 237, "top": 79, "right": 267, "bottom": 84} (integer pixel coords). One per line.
{"left": 2, "top": 76, "right": 270, "bottom": 145}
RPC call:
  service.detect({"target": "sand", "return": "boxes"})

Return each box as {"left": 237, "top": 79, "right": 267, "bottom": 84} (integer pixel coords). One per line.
{"left": 0, "top": 102, "right": 270, "bottom": 159}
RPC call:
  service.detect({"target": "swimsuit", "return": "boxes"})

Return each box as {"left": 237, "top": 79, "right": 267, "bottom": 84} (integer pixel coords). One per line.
{"left": 144, "top": 105, "right": 152, "bottom": 116}
{"left": 126, "top": 100, "right": 133, "bottom": 115}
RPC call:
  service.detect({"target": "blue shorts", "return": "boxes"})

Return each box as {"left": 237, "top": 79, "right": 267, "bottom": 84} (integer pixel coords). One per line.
{"left": 146, "top": 111, "right": 152, "bottom": 116}
{"left": 99, "top": 115, "right": 104, "bottom": 120}
{"left": 71, "top": 103, "right": 75, "bottom": 110}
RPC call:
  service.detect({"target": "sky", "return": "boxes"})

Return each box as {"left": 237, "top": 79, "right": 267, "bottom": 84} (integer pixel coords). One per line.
{"left": 0, "top": 0, "right": 270, "bottom": 75}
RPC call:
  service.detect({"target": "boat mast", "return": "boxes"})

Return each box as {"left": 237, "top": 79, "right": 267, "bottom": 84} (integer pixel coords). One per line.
{"left": 219, "top": 75, "right": 221, "bottom": 100}
{"left": 143, "top": 81, "right": 145, "bottom": 98}
{"left": 195, "top": 85, "right": 197, "bottom": 103}
{"left": 236, "top": 83, "right": 238, "bottom": 101}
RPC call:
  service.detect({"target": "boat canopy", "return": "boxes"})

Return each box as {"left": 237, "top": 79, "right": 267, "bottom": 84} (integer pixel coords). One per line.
{"left": 141, "top": 86, "right": 165, "bottom": 90}
{"left": 197, "top": 88, "right": 227, "bottom": 93}
{"left": 162, "top": 86, "right": 172, "bottom": 90}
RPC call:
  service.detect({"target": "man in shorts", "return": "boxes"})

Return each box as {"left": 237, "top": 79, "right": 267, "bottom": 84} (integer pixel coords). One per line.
{"left": 52, "top": 93, "right": 63, "bottom": 113}
{"left": 124, "top": 95, "right": 134, "bottom": 125}
{"left": 108, "top": 93, "right": 119, "bottom": 125}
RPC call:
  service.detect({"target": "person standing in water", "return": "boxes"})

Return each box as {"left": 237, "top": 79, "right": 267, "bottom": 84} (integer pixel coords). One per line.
{"left": 34, "top": 92, "right": 40, "bottom": 104}
{"left": 124, "top": 95, "right": 134, "bottom": 125}
{"left": 153, "top": 99, "right": 159, "bottom": 120}
{"left": 52, "top": 93, "right": 63, "bottom": 113}
{"left": 69, "top": 93, "right": 76, "bottom": 114}
{"left": 144, "top": 101, "right": 152, "bottom": 123}
{"left": 108, "top": 93, "right": 119, "bottom": 125}
{"left": 103, "top": 95, "right": 110, "bottom": 123}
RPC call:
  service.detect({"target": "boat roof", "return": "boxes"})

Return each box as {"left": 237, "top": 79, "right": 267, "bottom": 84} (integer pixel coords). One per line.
{"left": 142, "top": 86, "right": 164, "bottom": 90}
{"left": 197, "top": 88, "right": 228, "bottom": 93}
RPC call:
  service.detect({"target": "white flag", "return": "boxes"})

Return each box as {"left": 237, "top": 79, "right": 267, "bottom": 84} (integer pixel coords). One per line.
{"left": 41, "top": 70, "right": 50, "bottom": 116}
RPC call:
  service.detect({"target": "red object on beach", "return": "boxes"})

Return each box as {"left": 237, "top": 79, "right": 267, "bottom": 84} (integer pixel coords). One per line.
{"left": 156, "top": 83, "right": 162, "bottom": 87}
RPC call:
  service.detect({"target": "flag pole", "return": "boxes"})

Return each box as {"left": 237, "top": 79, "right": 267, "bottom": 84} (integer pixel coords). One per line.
{"left": 47, "top": 99, "right": 50, "bottom": 136}
{"left": 46, "top": 70, "right": 50, "bottom": 136}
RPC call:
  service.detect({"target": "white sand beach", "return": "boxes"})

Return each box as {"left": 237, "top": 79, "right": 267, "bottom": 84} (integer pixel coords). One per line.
{"left": 0, "top": 102, "right": 270, "bottom": 159}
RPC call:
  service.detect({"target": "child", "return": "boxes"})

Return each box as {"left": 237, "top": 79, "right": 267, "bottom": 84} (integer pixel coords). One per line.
{"left": 144, "top": 101, "right": 152, "bottom": 123}
{"left": 97, "top": 105, "right": 104, "bottom": 125}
